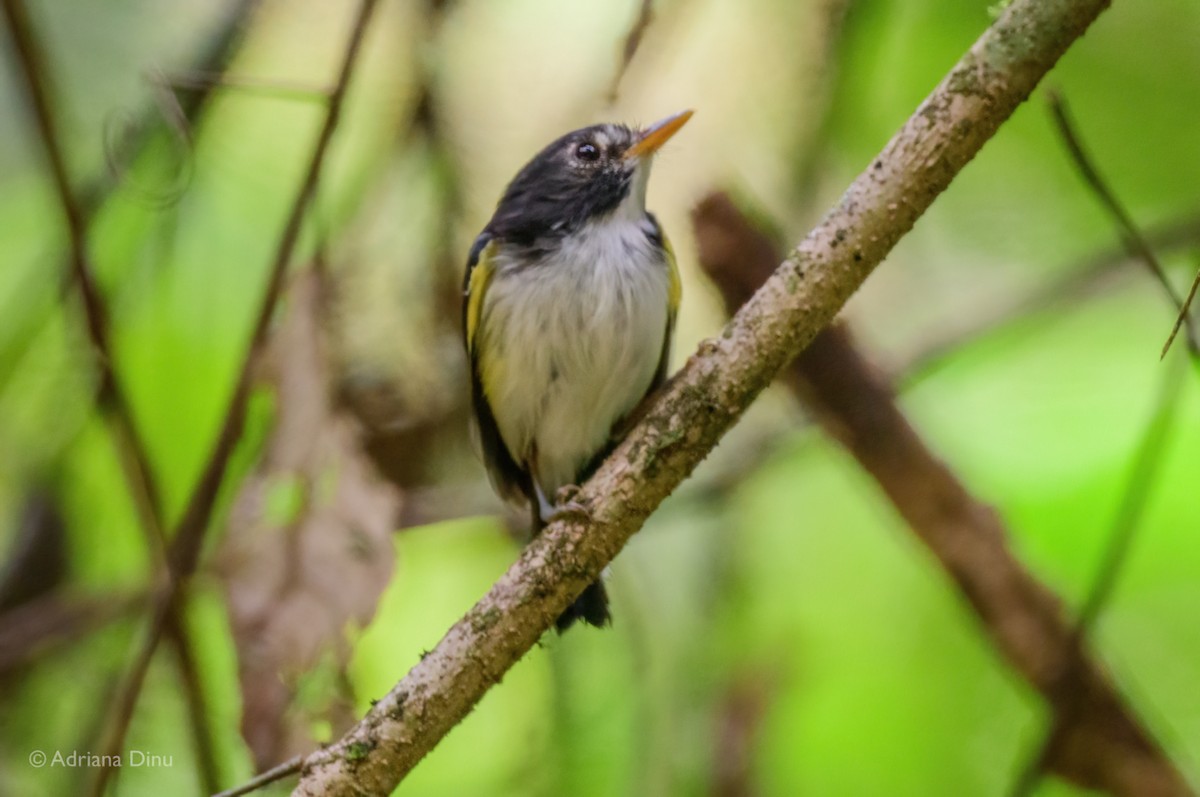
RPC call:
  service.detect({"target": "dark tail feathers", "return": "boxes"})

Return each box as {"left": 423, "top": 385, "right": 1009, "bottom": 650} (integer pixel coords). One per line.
{"left": 555, "top": 579, "right": 610, "bottom": 632}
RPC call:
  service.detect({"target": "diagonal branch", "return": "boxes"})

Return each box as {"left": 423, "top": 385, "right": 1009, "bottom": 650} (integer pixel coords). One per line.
{"left": 900, "top": 211, "right": 1200, "bottom": 386}
{"left": 607, "top": 0, "right": 654, "bottom": 102}
{"left": 1047, "top": 91, "right": 1200, "bottom": 356}
{"left": 1163, "top": 259, "right": 1200, "bottom": 358}
{"left": 693, "top": 191, "right": 1190, "bottom": 797}
{"left": 1008, "top": 354, "right": 1189, "bottom": 797}
{"left": 2, "top": 6, "right": 264, "bottom": 791}
{"left": 285, "top": 1, "right": 1120, "bottom": 795}
{"left": 88, "top": 1, "right": 382, "bottom": 792}
{"left": 166, "top": 611, "right": 222, "bottom": 794}
{"left": 0, "top": 0, "right": 167, "bottom": 559}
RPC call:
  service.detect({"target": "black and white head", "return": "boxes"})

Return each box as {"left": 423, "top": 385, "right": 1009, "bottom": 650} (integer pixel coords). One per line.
{"left": 486, "top": 110, "right": 693, "bottom": 245}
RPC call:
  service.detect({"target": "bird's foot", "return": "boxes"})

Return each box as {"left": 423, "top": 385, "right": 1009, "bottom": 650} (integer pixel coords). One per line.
{"left": 548, "top": 484, "right": 590, "bottom": 523}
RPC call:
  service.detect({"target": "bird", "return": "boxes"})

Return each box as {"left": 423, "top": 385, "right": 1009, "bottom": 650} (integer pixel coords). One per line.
{"left": 462, "top": 110, "right": 692, "bottom": 631}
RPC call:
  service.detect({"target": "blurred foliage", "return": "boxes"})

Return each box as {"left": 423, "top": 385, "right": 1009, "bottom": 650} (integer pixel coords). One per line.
{"left": 1, "top": 0, "right": 1198, "bottom": 795}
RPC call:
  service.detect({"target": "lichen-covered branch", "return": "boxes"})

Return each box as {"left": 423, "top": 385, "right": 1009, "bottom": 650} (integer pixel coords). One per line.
{"left": 290, "top": 1, "right": 1114, "bottom": 794}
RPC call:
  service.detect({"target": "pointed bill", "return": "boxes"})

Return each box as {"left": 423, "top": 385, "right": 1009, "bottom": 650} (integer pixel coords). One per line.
{"left": 625, "top": 109, "right": 694, "bottom": 159}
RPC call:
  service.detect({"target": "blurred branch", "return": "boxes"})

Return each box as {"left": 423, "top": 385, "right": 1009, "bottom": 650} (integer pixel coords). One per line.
{"left": 0, "top": 0, "right": 257, "bottom": 392}
{"left": 2, "top": 9, "right": 264, "bottom": 791}
{"left": 409, "top": 0, "right": 464, "bottom": 314}
{"left": 93, "top": 0, "right": 260, "bottom": 212}
{"left": 0, "top": 490, "right": 68, "bottom": 611}
{"left": 1163, "top": 257, "right": 1200, "bottom": 358}
{"left": 0, "top": 0, "right": 168, "bottom": 561}
{"left": 693, "top": 191, "right": 1191, "bottom": 797}
{"left": 0, "top": 591, "right": 146, "bottom": 675}
{"left": 90, "top": 1, "right": 382, "bottom": 793}
{"left": 166, "top": 613, "right": 222, "bottom": 795}
{"left": 339, "top": 0, "right": 472, "bottom": 494}
{"left": 214, "top": 755, "right": 303, "bottom": 797}
{"left": 1009, "top": 354, "right": 1189, "bottom": 797}
{"left": 901, "top": 211, "right": 1200, "bottom": 386}
{"left": 70, "top": 670, "right": 123, "bottom": 797}
{"left": 0, "top": 3, "right": 268, "bottom": 796}
{"left": 607, "top": 0, "right": 654, "bottom": 103}
{"left": 712, "top": 668, "right": 774, "bottom": 797}
{"left": 218, "top": 268, "right": 399, "bottom": 770}
{"left": 156, "top": 70, "right": 334, "bottom": 103}
{"left": 1048, "top": 91, "right": 1200, "bottom": 356}
{"left": 690, "top": 212, "right": 1200, "bottom": 513}
{"left": 279, "top": 2, "right": 1118, "bottom": 794}
{"left": 791, "top": 0, "right": 856, "bottom": 199}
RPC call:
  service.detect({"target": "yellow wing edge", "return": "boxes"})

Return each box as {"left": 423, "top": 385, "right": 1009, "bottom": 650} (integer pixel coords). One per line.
{"left": 663, "top": 231, "right": 682, "bottom": 315}
{"left": 464, "top": 238, "right": 498, "bottom": 356}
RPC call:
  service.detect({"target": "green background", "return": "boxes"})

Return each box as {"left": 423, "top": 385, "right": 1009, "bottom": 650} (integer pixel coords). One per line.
{"left": 1, "top": 0, "right": 1198, "bottom": 795}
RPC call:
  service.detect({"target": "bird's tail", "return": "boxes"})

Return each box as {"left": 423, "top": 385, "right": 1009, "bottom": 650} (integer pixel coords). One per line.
{"left": 555, "top": 579, "right": 610, "bottom": 632}
{"left": 526, "top": 485, "right": 611, "bottom": 632}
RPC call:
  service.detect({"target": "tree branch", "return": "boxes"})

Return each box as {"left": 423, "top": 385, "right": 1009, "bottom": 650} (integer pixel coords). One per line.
{"left": 693, "top": 191, "right": 1191, "bottom": 797}
{"left": 88, "top": 1, "right": 381, "bottom": 791}
{"left": 1163, "top": 257, "right": 1200, "bottom": 358}
{"left": 900, "top": 211, "right": 1200, "bottom": 386}
{"left": 214, "top": 755, "right": 304, "bottom": 797}
{"left": 0, "top": 591, "right": 146, "bottom": 674}
{"left": 0, "top": 0, "right": 167, "bottom": 560}
{"left": 1046, "top": 91, "right": 1200, "bottom": 356}
{"left": 1008, "top": 354, "right": 1189, "bottom": 796}
{"left": 606, "top": 0, "right": 654, "bottom": 103}
{"left": 166, "top": 612, "right": 222, "bottom": 794}
{"left": 283, "top": 1, "right": 1118, "bottom": 794}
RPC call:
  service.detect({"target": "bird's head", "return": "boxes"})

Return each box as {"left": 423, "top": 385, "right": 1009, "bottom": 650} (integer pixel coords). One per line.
{"left": 487, "top": 110, "right": 693, "bottom": 244}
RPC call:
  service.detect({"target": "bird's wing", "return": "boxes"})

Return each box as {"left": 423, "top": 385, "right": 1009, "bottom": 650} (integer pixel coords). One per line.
{"left": 652, "top": 221, "right": 681, "bottom": 390}
{"left": 462, "top": 234, "right": 532, "bottom": 504}
{"left": 462, "top": 234, "right": 494, "bottom": 352}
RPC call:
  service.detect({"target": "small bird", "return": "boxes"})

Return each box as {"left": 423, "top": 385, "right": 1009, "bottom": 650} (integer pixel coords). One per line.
{"left": 462, "top": 110, "right": 692, "bottom": 631}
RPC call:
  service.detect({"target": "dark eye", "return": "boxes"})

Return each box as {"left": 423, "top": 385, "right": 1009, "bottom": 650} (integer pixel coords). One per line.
{"left": 575, "top": 142, "right": 600, "bottom": 162}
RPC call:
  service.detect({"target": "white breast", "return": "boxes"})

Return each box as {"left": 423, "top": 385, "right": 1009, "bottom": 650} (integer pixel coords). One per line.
{"left": 479, "top": 216, "right": 670, "bottom": 499}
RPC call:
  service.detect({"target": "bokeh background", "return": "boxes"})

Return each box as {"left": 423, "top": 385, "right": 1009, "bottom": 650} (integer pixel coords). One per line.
{"left": 2, "top": 0, "right": 1199, "bottom": 795}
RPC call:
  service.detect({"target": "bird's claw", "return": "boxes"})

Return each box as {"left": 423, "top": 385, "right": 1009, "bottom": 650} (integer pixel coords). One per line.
{"left": 549, "top": 485, "right": 590, "bottom": 523}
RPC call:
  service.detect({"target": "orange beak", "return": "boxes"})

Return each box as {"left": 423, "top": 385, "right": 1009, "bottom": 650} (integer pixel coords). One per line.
{"left": 624, "top": 110, "right": 694, "bottom": 160}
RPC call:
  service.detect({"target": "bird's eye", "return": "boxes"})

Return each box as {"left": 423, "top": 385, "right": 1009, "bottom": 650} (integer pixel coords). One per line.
{"left": 575, "top": 142, "right": 600, "bottom": 162}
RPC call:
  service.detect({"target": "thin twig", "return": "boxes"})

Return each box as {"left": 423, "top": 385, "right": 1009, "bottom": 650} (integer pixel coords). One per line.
{"left": 409, "top": 0, "right": 464, "bottom": 316}
{"left": 0, "top": 0, "right": 168, "bottom": 562}
{"left": 90, "top": 2, "right": 382, "bottom": 793}
{"left": 1162, "top": 257, "right": 1200, "bottom": 358}
{"left": 0, "top": 591, "right": 146, "bottom": 674}
{"left": 110, "top": 65, "right": 335, "bottom": 210}
{"left": 69, "top": 670, "right": 124, "bottom": 797}
{"left": 212, "top": 755, "right": 304, "bottom": 797}
{"left": 711, "top": 669, "right": 774, "bottom": 797}
{"left": 166, "top": 614, "right": 222, "bottom": 795}
{"left": 1008, "top": 353, "right": 1189, "bottom": 797}
{"left": 694, "top": 190, "right": 1190, "bottom": 797}
{"left": 0, "top": 0, "right": 258, "bottom": 392}
{"left": 158, "top": 70, "right": 334, "bottom": 103}
{"left": 289, "top": 2, "right": 1125, "bottom": 794}
{"left": 790, "top": 0, "right": 856, "bottom": 199}
{"left": 0, "top": 4, "right": 263, "bottom": 794}
{"left": 900, "top": 214, "right": 1200, "bottom": 387}
{"left": 91, "top": 0, "right": 261, "bottom": 212}
{"left": 1080, "top": 365, "right": 1188, "bottom": 632}
{"left": 1048, "top": 91, "right": 1200, "bottom": 356}
{"left": 606, "top": 0, "right": 654, "bottom": 103}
